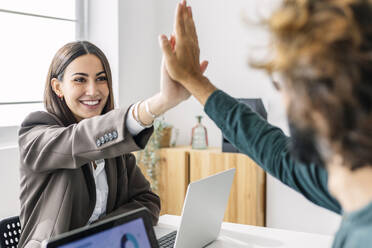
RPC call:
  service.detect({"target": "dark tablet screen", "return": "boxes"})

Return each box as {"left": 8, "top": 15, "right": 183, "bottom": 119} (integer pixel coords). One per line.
{"left": 45, "top": 208, "right": 158, "bottom": 248}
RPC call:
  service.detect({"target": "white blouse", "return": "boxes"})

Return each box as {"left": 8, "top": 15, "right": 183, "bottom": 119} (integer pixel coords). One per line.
{"left": 87, "top": 159, "right": 108, "bottom": 224}
{"left": 87, "top": 104, "right": 146, "bottom": 224}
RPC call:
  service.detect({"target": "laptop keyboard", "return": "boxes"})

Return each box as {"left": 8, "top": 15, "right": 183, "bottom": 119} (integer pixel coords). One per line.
{"left": 158, "top": 231, "right": 177, "bottom": 248}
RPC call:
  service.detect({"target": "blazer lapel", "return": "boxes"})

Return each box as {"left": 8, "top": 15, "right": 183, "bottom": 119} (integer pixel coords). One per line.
{"left": 105, "top": 158, "right": 117, "bottom": 212}
{"left": 82, "top": 164, "right": 96, "bottom": 223}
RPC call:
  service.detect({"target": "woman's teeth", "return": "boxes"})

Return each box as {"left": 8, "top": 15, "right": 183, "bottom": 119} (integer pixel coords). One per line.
{"left": 81, "top": 100, "right": 99, "bottom": 106}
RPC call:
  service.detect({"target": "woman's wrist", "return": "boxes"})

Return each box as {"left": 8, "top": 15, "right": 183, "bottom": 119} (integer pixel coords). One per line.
{"left": 132, "top": 101, "right": 153, "bottom": 128}
{"left": 136, "top": 75, "right": 217, "bottom": 125}
{"left": 137, "top": 93, "right": 169, "bottom": 126}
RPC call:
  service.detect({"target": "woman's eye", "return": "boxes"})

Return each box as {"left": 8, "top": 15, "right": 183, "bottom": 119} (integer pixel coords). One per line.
{"left": 97, "top": 76, "right": 107, "bottom": 82}
{"left": 73, "top": 77, "right": 86, "bottom": 83}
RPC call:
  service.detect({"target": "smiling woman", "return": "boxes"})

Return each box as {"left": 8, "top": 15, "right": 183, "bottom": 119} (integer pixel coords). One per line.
{"left": 45, "top": 42, "right": 114, "bottom": 126}
{"left": 17, "top": 40, "right": 205, "bottom": 248}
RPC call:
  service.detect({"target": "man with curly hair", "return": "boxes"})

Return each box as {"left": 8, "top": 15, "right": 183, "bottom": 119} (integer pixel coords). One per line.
{"left": 159, "top": 0, "right": 372, "bottom": 247}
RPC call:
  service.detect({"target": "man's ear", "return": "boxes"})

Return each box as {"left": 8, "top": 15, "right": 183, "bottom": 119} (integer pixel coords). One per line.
{"left": 51, "top": 78, "right": 63, "bottom": 98}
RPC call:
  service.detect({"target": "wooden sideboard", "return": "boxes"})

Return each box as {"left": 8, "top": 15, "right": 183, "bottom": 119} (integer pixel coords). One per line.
{"left": 136, "top": 146, "right": 266, "bottom": 226}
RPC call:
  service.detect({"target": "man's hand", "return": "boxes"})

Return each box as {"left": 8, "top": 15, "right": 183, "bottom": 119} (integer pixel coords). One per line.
{"left": 159, "top": 33, "right": 208, "bottom": 108}
{"left": 158, "top": 0, "right": 217, "bottom": 105}
{"left": 159, "top": 1, "right": 204, "bottom": 84}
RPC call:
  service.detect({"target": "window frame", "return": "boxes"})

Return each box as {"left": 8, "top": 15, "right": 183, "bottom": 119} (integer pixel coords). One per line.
{"left": 0, "top": 0, "right": 88, "bottom": 128}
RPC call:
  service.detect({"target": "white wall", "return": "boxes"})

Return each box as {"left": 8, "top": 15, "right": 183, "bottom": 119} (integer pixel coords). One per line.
{"left": 0, "top": 126, "right": 20, "bottom": 219}
{"left": 0, "top": 146, "right": 20, "bottom": 219}
{"left": 117, "top": 0, "right": 161, "bottom": 108}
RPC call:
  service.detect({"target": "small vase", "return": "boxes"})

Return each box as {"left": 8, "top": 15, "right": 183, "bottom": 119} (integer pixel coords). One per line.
{"left": 191, "top": 115, "right": 208, "bottom": 149}
{"left": 160, "top": 126, "right": 172, "bottom": 148}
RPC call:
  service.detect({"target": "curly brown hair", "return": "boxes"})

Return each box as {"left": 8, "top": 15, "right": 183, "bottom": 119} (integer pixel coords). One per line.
{"left": 259, "top": 0, "right": 372, "bottom": 170}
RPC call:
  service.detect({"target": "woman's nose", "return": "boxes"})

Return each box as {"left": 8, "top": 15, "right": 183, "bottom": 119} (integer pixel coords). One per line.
{"left": 85, "top": 80, "right": 98, "bottom": 96}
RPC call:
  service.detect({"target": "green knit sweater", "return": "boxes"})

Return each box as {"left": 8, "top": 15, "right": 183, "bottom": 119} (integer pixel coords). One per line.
{"left": 204, "top": 90, "right": 372, "bottom": 248}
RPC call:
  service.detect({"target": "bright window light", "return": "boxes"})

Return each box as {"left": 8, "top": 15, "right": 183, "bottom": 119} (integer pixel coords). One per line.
{"left": 0, "top": 0, "right": 83, "bottom": 126}
{"left": 0, "top": 0, "right": 75, "bottom": 19}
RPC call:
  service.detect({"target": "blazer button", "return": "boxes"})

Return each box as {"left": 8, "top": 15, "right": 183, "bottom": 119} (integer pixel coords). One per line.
{"left": 108, "top": 132, "right": 113, "bottom": 141}
{"left": 96, "top": 139, "right": 101, "bottom": 147}
{"left": 100, "top": 136, "right": 105, "bottom": 145}
{"left": 112, "top": 130, "right": 118, "bottom": 139}
{"left": 104, "top": 134, "right": 109, "bottom": 142}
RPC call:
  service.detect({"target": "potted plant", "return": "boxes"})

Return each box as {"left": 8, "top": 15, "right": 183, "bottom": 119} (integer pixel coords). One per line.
{"left": 137, "top": 117, "right": 172, "bottom": 192}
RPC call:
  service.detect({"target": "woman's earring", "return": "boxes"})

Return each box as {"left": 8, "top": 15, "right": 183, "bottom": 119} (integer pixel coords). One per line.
{"left": 58, "top": 95, "right": 64, "bottom": 101}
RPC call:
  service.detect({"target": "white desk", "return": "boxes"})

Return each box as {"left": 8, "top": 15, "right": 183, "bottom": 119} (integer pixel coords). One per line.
{"left": 155, "top": 215, "right": 334, "bottom": 248}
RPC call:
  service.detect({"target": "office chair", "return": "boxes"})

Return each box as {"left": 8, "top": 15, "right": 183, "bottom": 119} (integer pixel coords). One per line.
{"left": 0, "top": 216, "right": 21, "bottom": 248}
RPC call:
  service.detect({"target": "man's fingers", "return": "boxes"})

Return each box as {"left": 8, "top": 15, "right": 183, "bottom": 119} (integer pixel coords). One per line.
{"left": 200, "top": 60, "right": 209, "bottom": 74}
{"left": 189, "top": 8, "right": 198, "bottom": 39}
{"left": 159, "top": 35, "right": 174, "bottom": 62}
{"left": 187, "top": 6, "right": 192, "bottom": 18}
{"left": 183, "top": 6, "right": 198, "bottom": 44}
{"left": 174, "top": 3, "right": 185, "bottom": 37}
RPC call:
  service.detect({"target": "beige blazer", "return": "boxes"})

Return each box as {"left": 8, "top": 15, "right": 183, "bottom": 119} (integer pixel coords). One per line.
{"left": 17, "top": 108, "right": 160, "bottom": 248}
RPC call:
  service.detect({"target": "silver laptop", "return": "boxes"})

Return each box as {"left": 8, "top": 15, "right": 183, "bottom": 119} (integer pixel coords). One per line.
{"left": 41, "top": 168, "right": 235, "bottom": 248}
{"left": 157, "top": 168, "right": 236, "bottom": 248}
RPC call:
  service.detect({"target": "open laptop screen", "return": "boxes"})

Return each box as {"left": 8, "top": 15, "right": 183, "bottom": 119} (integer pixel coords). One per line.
{"left": 44, "top": 208, "right": 158, "bottom": 248}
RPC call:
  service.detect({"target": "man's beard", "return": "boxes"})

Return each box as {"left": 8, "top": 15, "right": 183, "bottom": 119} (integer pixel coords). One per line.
{"left": 288, "top": 121, "right": 325, "bottom": 167}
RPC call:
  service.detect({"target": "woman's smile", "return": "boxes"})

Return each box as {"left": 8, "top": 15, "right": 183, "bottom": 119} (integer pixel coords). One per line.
{"left": 79, "top": 99, "right": 102, "bottom": 109}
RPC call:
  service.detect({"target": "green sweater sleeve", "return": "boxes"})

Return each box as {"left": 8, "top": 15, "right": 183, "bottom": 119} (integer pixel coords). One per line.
{"left": 204, "top": 90, "right": 342, "bottom": 214}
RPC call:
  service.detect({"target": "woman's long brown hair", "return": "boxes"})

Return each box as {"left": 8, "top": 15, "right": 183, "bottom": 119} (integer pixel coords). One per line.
{"left": 44, "top": 41, "right": 114, "bottom": 126}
